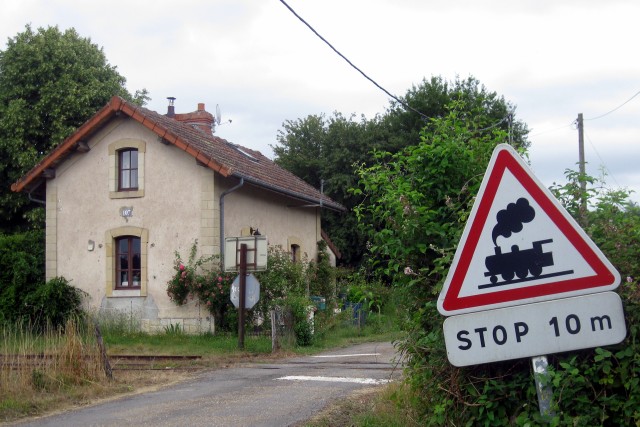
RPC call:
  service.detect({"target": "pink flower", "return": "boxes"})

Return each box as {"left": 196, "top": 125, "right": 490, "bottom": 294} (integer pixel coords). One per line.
{"left": 181, "top": 271, "right": 187, "bottom": 279}
{"left": 179, "top": 264, "right": 185, "bottom": 271}
{"left": 217, "top": 276, "right": 223, "bottom": 282}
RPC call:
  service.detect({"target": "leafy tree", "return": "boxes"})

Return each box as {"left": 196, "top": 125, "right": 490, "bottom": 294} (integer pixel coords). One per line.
{"left": 382, "top": 76, "right": 529, "bottom": 153}
{"left": 273, "top": 76, "right": 528, "bottom": 266}
{"left": 352, "top": 104, "right": 537, "bottom": 424}
{"left": 0, "top": 230, "right": 44, "bottom": 323}
{"left": 0, "top": 25, "right": 148, "bottom": 232}
{"left": 356, "top": 104, "right": 640, "bottom": 424}
{"left": 551, "top": 169, "right": 640, "bottom": 282}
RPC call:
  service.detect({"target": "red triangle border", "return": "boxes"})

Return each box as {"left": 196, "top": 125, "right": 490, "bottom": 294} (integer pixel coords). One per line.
{"left": 440, "top": 145, "right": 618, "bottom": 314}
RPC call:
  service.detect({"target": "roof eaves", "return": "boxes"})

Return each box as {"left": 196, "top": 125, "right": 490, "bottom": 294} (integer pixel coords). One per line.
{"left": 11, "top": 96, "right": 122, "bottom": 193}
{"left": 233, "top": 172, "right": 346, "bottom": 212}
{"left": 11, "top": 96, "right": 234, "bottom": 193}
{"left": 321, "top": 229, "right": 342, "bottom": 259}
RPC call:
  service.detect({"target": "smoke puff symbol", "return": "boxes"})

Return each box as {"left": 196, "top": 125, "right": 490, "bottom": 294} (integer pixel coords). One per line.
{"left": 491, "top": 198, "right": 535, "bottom": 246}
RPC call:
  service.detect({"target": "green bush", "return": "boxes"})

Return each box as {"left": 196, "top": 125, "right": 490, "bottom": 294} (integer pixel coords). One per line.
{"left": 23, "top": 277, "right": 87, "bottom": 330}
{"left": 353, "top": 102, "right": 640, "bottom": 424}
{"left": 166, "top": 243, "right": 234, "bottom": 330}
{"left": 308, "top": 240, "right": 336, "bottom": 303}
{"left": 284, "top": 294, "right": 314, "bottom": 346}
{"left": 0, "top": 230, "right": 45, "bottom": 323}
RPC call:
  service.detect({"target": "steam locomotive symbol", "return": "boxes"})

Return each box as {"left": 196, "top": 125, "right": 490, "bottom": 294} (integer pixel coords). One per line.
{"left": 484, "top": 239, "right": 554, "bottom": 284}
{"left": 479, "top": 197, "right": 573, "bottom": 289}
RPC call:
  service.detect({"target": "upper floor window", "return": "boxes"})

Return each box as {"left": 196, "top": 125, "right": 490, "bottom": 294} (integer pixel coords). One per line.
{"left": 109, "top": 140, "right": 145, "bottom": 199}
{"left": 115, "top": 236, "right": 141, "bottom": 289}
{"left": 118, "top": 149, "right": 138, "bottom": 191}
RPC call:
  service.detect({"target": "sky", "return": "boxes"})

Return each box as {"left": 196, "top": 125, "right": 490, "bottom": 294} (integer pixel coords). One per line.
{"left": 1, "top": 0, "right": 639, "bottom": 202}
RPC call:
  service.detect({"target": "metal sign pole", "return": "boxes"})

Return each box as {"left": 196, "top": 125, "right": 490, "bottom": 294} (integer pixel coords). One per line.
{"left": 238, "top": 244, "right": 247, "bottom": 349}
{"left": 531, "top": 355, "right": 554, "bottom": 420}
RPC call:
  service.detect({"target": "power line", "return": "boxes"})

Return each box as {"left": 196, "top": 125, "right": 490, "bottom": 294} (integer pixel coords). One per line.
{"left": 585, "top": 133, "right": 621, "bottom": 188}
{"left": 278, "top": 0, "right": 430, "bottom": 120}
{"left": 279, "top": 0, "right": 513, "bottom": 135}
{"left": 585, "top": 89, "right": 640, "bottom": 121}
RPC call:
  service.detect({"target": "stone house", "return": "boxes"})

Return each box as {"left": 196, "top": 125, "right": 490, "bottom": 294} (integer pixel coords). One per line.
{"left": 11, "top": 96, "right": 344, "bottom": 333}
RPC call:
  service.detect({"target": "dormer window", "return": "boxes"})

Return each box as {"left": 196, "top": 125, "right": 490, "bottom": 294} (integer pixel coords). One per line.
{"left": 118, "top": 149, "right": 138, "bottom": 190}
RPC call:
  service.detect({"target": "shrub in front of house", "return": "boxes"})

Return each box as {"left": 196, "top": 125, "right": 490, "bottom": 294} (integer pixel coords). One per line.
{"left": 0, "top": 230, "right": 45, "bottom": 325}
{"left": 167, "top": 244, "right": 323, "bottom": 344}
{"left": 166, "top": 245, "right": 234, "bottom": 331}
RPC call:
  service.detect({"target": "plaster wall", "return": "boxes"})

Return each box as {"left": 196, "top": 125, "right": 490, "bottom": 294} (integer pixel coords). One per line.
{"left": 218, "top": 177, "right": 321, "bottom": 263}
{"left": 48, "top": 117, "right": 213, "bottom": 332}
{"left": 44, "top": 117, "right": 324, "bottom": 333}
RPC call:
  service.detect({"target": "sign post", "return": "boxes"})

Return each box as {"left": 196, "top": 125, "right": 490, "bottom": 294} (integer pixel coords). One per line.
{"left": 238, "top": 244, "right": 247, "bottom": 349}
{"left": 532, "top": 356, "right": 554, "bottom": 419}
{"left": 224, "top": 236, "right": 267, "bottom": 350}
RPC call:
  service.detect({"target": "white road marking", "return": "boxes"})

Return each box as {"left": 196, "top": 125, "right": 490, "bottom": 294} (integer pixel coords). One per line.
{"left": 311, "top": 353, "right": 381, "bottom": 358}
{"left": 276, "top": 375, "right": 391, "bottom": 385}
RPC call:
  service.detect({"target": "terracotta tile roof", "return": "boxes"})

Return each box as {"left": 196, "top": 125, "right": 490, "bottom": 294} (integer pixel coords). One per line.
{"left": 11, "top": 96, "right": 345, "bottom": 212}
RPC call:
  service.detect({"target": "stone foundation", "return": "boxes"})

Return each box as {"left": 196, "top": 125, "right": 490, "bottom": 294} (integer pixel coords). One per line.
{"left": 141, "top": 316, "right": 214, "bottom": 334}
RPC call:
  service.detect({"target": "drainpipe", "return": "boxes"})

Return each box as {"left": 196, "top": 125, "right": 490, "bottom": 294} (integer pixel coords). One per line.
{"left": 219, "top": 177, "right": 244, "bottom": 261}
{"left": 28, "top": 181, "right": 46, "bottom": 205}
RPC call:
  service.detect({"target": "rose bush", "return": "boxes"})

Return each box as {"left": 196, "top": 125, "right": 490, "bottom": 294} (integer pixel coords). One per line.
{"left": 166, "top": 244, "right": 233, "bottom": 330}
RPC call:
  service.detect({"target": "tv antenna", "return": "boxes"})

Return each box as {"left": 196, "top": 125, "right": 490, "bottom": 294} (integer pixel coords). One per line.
{"left": 213, "top": 104, "right": 232, "bottom": 133}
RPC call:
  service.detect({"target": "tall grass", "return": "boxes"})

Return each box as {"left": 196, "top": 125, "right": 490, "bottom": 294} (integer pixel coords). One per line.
{"left": 1, "top": 318, "right": 109, "bottom": 419}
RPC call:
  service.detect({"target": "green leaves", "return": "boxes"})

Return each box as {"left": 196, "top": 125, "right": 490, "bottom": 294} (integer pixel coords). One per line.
{"left": 0, "top": 25, "right": 145, "bottom": 232}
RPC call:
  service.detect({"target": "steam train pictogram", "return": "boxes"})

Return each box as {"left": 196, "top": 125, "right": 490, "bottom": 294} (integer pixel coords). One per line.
{"left": 484, "top": 238, "right": 554, "bottom": 284}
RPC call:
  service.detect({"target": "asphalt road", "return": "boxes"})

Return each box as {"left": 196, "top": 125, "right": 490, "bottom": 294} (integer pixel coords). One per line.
{"left": 12, "top": 341, "right": 402, "bottom": 427}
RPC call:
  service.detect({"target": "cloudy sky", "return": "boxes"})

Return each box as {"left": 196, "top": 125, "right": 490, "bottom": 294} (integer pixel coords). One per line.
{"left": 2, "top": 0, "right": 639, "bottom": 201}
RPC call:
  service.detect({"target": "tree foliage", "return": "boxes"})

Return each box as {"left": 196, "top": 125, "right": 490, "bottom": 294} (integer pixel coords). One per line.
{"left": 0, "top": 25, "right": 148, "bottom": 232}
{"left": 355, "top": 103, "right": 640, "bottom": 424}
{"left": 273, "top": 76, "right": 528, "bottom": 266}
{"left": 0, "top": 230, "right": 45, "bottom": 323}
{"left": 0, "top": 230, "right": 85, "bottom": 329}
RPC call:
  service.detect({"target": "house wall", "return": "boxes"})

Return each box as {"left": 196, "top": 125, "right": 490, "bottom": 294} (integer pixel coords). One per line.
{"left": 45, "top": 117, "right": 323, "bottom": 334}
{"left": 218, "top": 177, "right": 321, "bottom": 263}
{"left": 47, "top": 117, "right": 213, "bottom": 333}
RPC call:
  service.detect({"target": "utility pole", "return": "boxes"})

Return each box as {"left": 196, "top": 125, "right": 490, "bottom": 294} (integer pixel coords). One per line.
{"left": 577, "top": 113, "right": 587, "bottom": 222}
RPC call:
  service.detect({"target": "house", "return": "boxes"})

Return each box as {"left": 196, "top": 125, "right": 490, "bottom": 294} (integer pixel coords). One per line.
{"left": 11, "top": 96, "right": 344, "bottom": 333}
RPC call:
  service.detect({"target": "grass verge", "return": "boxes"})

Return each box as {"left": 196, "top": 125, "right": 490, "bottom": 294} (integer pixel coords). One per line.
{"left": 299, "top": 382, "right": 421, "bottom": 427}
{"left": 1, "top": 313, "right": 401, "bottom": 424}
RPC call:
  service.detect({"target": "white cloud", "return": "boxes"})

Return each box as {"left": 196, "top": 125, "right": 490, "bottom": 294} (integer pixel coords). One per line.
{"left": 1, "top": 0, "right": 639, "bottom": 201}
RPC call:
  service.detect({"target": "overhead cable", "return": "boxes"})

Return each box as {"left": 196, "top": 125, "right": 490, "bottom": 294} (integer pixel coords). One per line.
{"left": 279, "top": 0, "right": 513, "bottom": 135}
{"left": 278, "top": 0, "right": 429, "bottom": 121}
{"left": 585, "top": 89, "right": 640, "bottom": 121}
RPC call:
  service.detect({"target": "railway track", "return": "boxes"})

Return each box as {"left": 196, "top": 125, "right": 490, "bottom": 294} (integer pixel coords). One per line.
{"left": 0, "top": 354, "right": 202, "bottom": 371}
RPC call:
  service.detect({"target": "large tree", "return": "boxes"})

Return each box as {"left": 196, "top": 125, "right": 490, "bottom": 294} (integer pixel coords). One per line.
{"left": 273, "top": 76, "right": 528, "bottom": 266}
{"left": 0, "top": 25, "right": 148, "bottom": 232}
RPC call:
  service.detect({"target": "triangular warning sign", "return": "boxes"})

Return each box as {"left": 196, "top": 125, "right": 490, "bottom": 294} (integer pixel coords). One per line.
{"left": 437, "top": 144, "right": 620, "bottom": 316}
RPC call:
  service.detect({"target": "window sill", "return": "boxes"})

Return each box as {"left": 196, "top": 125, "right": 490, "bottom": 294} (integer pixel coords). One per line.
{"left": 111, "top": 289, "right": 142, "bottom": 297}
{"left": 110, "top": 190, "right": 144, "bottom": 199}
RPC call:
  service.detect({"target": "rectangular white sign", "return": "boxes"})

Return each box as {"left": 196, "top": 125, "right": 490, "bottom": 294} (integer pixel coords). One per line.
{"left": 224, "top": 236, "right": 268, "bottom": 272}
{"left": 443, "top": 292, "right": 626, "bottom": 367}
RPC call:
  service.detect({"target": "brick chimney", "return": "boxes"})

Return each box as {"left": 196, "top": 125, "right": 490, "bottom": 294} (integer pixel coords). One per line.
{"left": 173, "top": 102, "right": 214, "bottom": 135}
{"left": 166, "top": 97, "right": 176, "bottom": 118}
